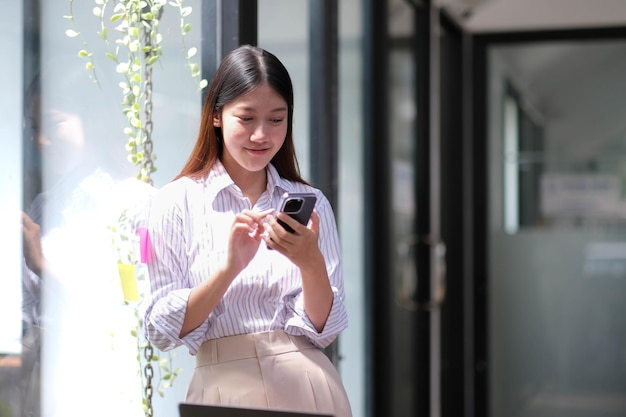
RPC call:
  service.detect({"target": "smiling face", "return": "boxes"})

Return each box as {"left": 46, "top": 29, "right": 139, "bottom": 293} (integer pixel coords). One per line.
{"left": 214, "top": 83, "right": 288, "bottom": 181}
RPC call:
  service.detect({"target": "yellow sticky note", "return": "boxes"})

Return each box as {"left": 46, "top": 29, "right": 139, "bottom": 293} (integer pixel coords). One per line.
{"left": 118, "top": 263, "right": 139, "bottom": 302}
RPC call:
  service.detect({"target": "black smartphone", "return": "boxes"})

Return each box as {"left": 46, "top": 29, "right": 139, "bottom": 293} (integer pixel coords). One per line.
{"left": 276, "top": 192, "right": 317, "bottom": 233}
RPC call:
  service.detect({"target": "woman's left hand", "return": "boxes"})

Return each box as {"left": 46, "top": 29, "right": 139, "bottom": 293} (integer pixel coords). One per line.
{"left": 263, "top": 209, "right": 322, "bottom": 267}
{"left": 265, "top": 209, "right": 333, "bottom": 332}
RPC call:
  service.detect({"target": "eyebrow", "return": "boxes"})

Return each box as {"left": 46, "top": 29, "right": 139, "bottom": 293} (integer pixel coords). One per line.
{"left": 234, "top": 105, "right": 287, "bottom": 113}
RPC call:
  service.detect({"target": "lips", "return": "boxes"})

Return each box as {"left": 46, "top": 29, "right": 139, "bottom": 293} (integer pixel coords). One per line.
{"left": 245, "top": 147, "right": 270, "bottom": 155}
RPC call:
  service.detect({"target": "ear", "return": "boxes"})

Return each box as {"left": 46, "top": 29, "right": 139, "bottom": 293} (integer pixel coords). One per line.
{"left": 213, "top": 112, "right": 221, "bottom": 127}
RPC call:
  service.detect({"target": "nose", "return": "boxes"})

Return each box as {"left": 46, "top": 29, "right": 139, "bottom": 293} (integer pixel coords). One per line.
{"left": 250, "top": 122, "right": 269, "bottom": 142}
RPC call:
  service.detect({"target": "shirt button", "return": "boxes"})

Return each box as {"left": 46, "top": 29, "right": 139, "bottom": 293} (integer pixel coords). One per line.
{"left": 255, "top": 279, "right": 262, "bottom": 286}
{"left": 254, "top": 313, "right": 260, "bottom": 319}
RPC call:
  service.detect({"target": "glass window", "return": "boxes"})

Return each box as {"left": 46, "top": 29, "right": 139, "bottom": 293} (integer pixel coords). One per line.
{"left": 389, "top": 47, "right": 418, "bottom": 417}
{"left": 0, "top": 3, "right": 25, "bottom": 416}
{"left": 4, "top": 2, "right": 367, "bottom": 417}
{"left": 503, "top": 85, "right": 545, "bottom": 234}
{"left": 11, "top": 1, "right": 205, "bottom": 416}
{"left": 258, "top": 0, "right": 310, "bottom": 177}
{"left": 389, "top": 0, "right": 418, "bottom": 415}
{"left": 258, "top": 2, "right": 366, "bottom": 416}
{"left": 338, "top": 1, "right": 365, "bottom": 417}
{"left": 489, "top": 40, "right": 626, "bottom": 417}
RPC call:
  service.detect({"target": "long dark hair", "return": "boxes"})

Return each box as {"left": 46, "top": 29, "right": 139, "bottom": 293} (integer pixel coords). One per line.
{"left": 175, "top": 45, "right": 306, "bottom": 184}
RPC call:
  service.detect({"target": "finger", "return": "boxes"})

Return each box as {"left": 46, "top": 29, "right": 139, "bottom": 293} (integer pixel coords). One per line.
{"left": 309, "top": 210, "right": 320, "bottom": 233}
{"left": 237, "top": 209, "right": 272, "bottom": 226}
{"left": 262, "top": 222, "right": 281, "bottom": 249}
{"left": 262, "top": 228, "right": 275, "bottom": 250}
{"left": 238, "top": 209, "right": 274, "bottom": 235}
{"left": 275, "top": 212, "right": 304, "bottom": 235}
{"left": 244, "top": 208, "right": 274, "bottom": 222}
{"left": 233, "top": 213, "right": 259, "bottom": 238}
{"left": 255, "top": 208, "right": 275, "bottom": 217}
{"left": 22, "top": 212, "right": 33, "bottom": 228}
{"left": 264, "top": 220, "right": 298, "bottom": 251}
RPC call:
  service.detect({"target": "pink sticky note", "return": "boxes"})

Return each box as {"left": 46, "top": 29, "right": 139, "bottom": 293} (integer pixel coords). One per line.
{"left": 137, "top": 227, "right": 152, "bottom": 263}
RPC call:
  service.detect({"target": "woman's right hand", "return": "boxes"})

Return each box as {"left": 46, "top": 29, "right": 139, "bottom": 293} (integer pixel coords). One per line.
{"left": 180, "top": 208, "right": 275, "bottom": 338}
{"left": 225, "top": 208, "right": 274, "bottom": 274}
{"left": 22, "top": 212, "right": 44, "bottom": 277}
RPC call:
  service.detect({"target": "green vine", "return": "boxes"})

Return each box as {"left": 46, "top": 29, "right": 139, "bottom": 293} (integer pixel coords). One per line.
{"left": 64, "top": 0, "right": 207, "bottom": 181}
{"left": 63, "top": 2, "right": 205, "bottom": 414}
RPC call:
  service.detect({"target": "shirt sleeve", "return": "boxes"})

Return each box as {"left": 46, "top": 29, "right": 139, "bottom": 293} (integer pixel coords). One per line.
{"left": 143, "top": 182, "right": 209, "bottom": 354}
{"left": 283, "top": 194, "right": 349, "bottom": 348}
{"left": 22, "top": 263, "right": 41, "bottom": 327}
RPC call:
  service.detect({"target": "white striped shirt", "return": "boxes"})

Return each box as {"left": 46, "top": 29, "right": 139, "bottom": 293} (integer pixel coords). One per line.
{"left": 144, "top": 161, "right": 348, "bottom": 355}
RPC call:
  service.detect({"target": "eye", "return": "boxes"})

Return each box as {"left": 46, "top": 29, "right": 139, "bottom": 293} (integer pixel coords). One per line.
{"left": 270, "top": 118, "right": 284, "bottom": 124}
{"left": 237, "top": 115, "right": 253, "bottom": 122}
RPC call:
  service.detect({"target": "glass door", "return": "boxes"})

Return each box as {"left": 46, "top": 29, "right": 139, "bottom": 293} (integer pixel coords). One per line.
{"left": 486, "top": 37, "right": 626, "bottom": 417}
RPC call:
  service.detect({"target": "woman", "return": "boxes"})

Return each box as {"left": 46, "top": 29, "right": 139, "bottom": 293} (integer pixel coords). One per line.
{"left": 144, "top": 45, "right": 352, "bottom": 416}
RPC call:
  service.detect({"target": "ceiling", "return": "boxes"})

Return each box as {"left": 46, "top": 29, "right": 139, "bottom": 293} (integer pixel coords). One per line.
{"left": 462, "top": 0, "right": 626, "bottom": 168}
{"left": 440, "top": 0, "right": 626, "bottom": 33}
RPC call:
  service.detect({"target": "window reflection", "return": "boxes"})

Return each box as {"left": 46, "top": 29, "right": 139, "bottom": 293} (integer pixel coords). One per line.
{"left": 10, "top": 1, "right": 203, "bottom": 416}
{"left": 22, "top": 54, "right": 153, "bottom": 417}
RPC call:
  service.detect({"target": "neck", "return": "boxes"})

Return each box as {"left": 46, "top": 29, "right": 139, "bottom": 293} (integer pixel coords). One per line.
{"left": 228, "top": 167, "right": 267, "bottom": 206}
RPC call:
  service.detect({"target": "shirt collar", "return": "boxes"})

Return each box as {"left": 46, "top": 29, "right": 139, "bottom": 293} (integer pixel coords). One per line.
{"left": 206, "top": 159, "right": 235, "bottom": 191}
{"left": 266, "top": 163, "right": 298, "bottom": 196}
{"left": 204, "top": 160, "right": 298, "bottom": 200}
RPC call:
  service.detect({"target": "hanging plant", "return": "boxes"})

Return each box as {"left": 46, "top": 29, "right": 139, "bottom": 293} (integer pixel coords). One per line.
{"left": 63, "top": 1, "right": 206, "bottom": 415}
{"left": 64, "top": 0, "right": 207, "bottom": 182}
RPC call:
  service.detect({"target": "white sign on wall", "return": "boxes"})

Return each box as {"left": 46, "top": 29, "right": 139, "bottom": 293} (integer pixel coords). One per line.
{"left": 540, "top": 172, "right": 623, "bottom": 218}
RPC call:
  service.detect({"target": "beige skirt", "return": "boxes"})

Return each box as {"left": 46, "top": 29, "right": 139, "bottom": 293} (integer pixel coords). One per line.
{"left": 186, "top": 331, "right": 353, "bottom": 417}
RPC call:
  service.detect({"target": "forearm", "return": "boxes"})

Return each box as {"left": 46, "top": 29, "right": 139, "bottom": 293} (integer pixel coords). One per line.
{"left": 180, "top": 265, "right": 238, "bottom": 337}
{"left": 300, "top": 250, "right": 333, "bottom": 332}
{"left": 25, "top": 256, "right": 45, "bottom": 278}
